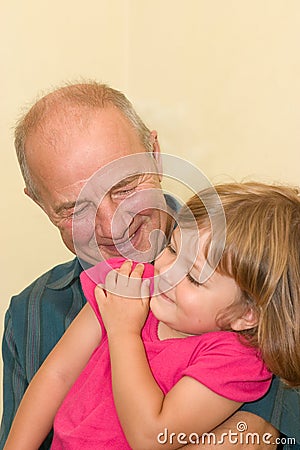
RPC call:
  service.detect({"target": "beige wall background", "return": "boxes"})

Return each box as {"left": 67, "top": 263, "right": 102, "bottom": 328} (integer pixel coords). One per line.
{"left": 1, "top": 0, "right": 300, "bottom": 414}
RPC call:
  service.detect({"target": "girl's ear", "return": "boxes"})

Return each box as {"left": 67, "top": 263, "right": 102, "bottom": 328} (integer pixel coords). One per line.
{"left": 230, "top": 307, "right": 258, "bottom": 331}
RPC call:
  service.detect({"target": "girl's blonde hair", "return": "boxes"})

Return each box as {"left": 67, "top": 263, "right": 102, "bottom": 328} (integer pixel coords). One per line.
{"left": 184, "top": 182, "right": 300, "bottom": 387}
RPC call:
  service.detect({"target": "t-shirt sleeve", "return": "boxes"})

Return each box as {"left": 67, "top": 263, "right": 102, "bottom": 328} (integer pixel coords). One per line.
{"left": 181, "top": 331, "right": 272, "bottom": 402}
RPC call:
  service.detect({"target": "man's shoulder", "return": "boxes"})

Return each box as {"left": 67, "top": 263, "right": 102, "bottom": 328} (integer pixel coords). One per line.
{"left": 4, "top": 258, "right": 85, "bottom": 382}
{"left": 9, "top": 258, "right": 81, "bottom": 311}
{"left": 242, "top": 376, "right": 300, "bottom": 444}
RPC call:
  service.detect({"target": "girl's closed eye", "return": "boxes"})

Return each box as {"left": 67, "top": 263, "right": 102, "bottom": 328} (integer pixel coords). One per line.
{"left": 186, "top": 272, "right": 201, "bottom": 287}
{"left": 166, "top": 243, "right": 177, "bottom": 254}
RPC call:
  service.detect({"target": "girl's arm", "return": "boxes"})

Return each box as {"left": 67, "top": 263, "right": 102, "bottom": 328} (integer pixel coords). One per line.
{"left": 4, "top": 303, "right": 102, "bottom": 450}
{"left": 97, "top": 262, "right": 242, "bottom": 450}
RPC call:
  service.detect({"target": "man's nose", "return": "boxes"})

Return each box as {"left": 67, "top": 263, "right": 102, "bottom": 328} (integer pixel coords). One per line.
{"left": 94, "top": 197, "right": 134, "bottom": 240}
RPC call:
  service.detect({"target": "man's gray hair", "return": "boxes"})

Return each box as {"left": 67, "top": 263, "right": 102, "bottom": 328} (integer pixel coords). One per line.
{"left": 15, "top": 81, "right": 153, "bottom": 200}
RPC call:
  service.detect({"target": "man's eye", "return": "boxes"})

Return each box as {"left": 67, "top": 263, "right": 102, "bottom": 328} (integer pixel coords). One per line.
{"left": 186, "top": 273, "right": 201, "bottom": 287}
{"left": 72, "top": 204, "right": 91, "bottom": 218}
{"left": 112, "top": 187, "right": 135, "bottom": 197}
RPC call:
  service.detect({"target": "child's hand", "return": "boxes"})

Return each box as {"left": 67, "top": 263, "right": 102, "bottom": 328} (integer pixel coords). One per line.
{"left": 95, "top": 260, "right": 150, "bottom": 338}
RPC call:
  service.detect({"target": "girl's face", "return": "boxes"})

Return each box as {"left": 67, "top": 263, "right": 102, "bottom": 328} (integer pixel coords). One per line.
{"left": 151, "top": 228, "right": 241, "bottom": 336}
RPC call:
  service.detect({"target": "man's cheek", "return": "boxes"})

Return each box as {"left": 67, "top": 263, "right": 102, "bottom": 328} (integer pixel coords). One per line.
{"left": 72, "top": 217, "right": 95, "bottom": 246}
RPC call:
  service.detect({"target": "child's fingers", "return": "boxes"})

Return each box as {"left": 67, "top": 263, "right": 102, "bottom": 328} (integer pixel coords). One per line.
{"left": 114, "top": 260, "right": 133, "bottom": 290}
{"left": 105, "top": 269, "right": 118, "bottom": 291}
{"left": 104, "top": 261, "right": 148, "bottom": 298}
{"left": 117, "top": 260, "right": 133, "bottom": 276}
{"left": 130, "top": 263, "right": 144, "bottom": 279}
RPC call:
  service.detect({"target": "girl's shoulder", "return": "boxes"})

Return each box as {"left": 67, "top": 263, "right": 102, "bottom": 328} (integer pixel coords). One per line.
{"left": 181, "top": 331, "right": 272, "bottom": 403}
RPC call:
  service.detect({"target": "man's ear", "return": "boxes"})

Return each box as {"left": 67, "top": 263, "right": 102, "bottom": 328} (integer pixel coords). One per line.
{"left": 150, "top": 130, "right": 163, "bottom": 181}
{"left": 230, "top": 307, "right": 258, "bottom": 331}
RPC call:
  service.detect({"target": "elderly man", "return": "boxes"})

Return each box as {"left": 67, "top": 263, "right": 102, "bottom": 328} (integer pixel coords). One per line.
{"left": 1, "top": 82, "right": 297, "bottom": 449}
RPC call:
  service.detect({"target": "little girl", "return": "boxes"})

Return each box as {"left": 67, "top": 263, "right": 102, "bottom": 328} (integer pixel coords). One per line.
{"left": 4, "top": 182, "right": 300, "bottom": 449}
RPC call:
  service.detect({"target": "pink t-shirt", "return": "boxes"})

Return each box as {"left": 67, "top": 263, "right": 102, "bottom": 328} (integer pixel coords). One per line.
{"left": 51, "top": 258, "right": 272, "bottom": 449}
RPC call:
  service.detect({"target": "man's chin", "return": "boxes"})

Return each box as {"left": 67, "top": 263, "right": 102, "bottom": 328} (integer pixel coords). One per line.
{"left": 76, "top": 236, "right": 163, "bottom": 265}
{"left": 75, "top": 247, "right": 147, "bottom": 266}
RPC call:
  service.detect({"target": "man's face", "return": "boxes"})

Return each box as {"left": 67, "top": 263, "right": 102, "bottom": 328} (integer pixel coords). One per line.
{"left": 25, "top": 106, "right": 170, "bottom": 263}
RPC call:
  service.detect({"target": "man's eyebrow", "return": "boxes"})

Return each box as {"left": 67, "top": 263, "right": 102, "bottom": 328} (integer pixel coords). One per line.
{"left": 110, "top": 174, "right": 141, "bottom": 190}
